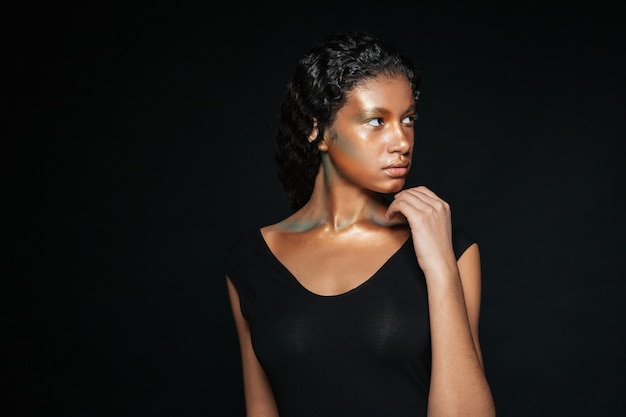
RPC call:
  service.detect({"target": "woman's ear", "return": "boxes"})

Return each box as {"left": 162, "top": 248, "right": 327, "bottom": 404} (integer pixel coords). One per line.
{"left": 308, "top": 119, "right": 318, "bottom": 143}
{"left": 309, "top": 118, "right": 329, "bottom": 151}
{"left": 317, "top": 134, "right": 329, "bottom": 151}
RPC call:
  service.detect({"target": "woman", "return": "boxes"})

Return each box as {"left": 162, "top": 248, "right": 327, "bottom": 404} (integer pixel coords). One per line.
{"left": 224, "top": 31, "right": 495, "bottom": 417}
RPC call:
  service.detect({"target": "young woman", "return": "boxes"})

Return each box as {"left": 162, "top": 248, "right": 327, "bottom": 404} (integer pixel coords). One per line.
{"left": 224, "top": 31, "right": 495, "bottom": 417}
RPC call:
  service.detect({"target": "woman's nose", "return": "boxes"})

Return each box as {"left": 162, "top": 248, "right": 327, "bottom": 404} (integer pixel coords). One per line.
{"left": 388, "top": 123, "right": 412, "bottom": 154}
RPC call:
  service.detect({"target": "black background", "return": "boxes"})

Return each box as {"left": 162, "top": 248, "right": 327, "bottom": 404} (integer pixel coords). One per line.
{"left": 10, "top": 2, "right": 626, "bottom": 416}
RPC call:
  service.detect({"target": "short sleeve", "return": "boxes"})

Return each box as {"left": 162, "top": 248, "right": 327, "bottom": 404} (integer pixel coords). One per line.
{"left": 452, "top": 225, "right": 477, "bottom": 260}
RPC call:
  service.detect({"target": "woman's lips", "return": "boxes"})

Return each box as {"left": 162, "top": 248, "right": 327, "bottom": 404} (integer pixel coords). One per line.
{"left": 383, "top": 162, "right": 410, "bottom": 178}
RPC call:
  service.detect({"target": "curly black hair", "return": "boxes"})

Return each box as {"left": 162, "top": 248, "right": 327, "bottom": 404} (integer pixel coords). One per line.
{"left": 275, "top": 31, "right": 421, "bottom": 210}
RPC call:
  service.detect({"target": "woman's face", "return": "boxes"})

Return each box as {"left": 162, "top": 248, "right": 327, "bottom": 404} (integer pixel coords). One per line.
{"left": 320, "top": 75, "right": 416, "bottom": 194}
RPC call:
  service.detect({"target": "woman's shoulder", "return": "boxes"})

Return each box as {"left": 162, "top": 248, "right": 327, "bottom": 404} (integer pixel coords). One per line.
{"left": 224, "top": 228, "right": 263, "bottom": 262}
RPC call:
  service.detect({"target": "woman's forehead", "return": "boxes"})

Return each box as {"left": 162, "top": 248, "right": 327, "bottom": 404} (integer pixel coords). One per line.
{"left": 344, "top": 76, "right": 414, "bottom": 108}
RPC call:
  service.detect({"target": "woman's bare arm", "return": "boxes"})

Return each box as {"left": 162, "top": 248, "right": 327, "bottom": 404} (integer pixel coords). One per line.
{"left": 226, "top": 277, "right": 279, "bottom": 417}
{"left": 426, "top": 243, "right": 495, "bottom": 417}
{"left": 386, "top": 186, "right": 495, "bottom": 417}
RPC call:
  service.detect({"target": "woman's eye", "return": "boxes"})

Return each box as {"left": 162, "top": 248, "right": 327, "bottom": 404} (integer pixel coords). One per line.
{"left": 367, "top": 118, "right": 384, "bottom": 127}
{"left": 403, "top": 115, "right": 418, "bottom": 125}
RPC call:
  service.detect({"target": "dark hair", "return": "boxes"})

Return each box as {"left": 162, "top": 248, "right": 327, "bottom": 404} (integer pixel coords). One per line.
{"left": 274, "top": 31, "right": 421, "bottom": 210}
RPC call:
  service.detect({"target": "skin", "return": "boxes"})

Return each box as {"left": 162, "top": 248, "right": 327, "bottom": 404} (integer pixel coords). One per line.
{"left": 226, "top": 75, "right": 495, "bottom": 417}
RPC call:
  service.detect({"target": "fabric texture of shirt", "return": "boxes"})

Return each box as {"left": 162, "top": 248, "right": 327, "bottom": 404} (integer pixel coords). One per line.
{"left": 224, "top": 226, "right": 476, "bottom": 417}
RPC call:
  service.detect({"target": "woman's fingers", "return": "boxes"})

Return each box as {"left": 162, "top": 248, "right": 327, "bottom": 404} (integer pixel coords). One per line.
{"left": 395, "top": 185, "right": 440, "bottom": 200}
{"left": 386, "top": 186, "right": 449, "bottom": 221}
{"left": 388, "top": 186, "right": 455, "bottom": 275}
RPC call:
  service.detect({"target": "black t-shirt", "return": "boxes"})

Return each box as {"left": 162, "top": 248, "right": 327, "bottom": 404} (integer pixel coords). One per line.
{"left": 224, "top": 226, "right": 476, "bottom": 417}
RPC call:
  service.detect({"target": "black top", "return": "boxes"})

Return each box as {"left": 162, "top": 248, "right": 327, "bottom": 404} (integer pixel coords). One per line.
{"left": 224, "top": 226, "right": 476, "bottom": 417}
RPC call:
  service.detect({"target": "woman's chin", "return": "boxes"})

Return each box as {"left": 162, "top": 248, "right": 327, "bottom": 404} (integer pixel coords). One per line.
{"left": 381, "top": 181, "right": 406, "bottom": 194}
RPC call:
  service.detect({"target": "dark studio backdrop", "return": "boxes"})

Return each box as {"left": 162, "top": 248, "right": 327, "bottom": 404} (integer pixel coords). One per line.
{"left": 9, "top": 2, "right": 626, "bottom": 416}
